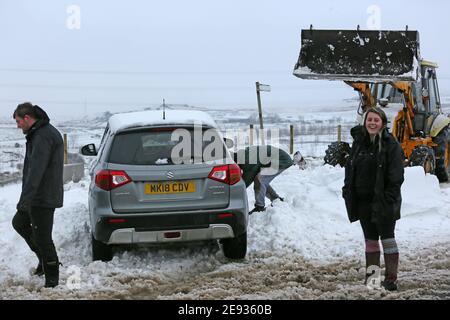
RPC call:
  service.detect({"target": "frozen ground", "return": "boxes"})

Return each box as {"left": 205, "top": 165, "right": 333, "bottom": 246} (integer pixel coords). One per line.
{"left": 0, "top": 160, "right": 449, "bottom": 300}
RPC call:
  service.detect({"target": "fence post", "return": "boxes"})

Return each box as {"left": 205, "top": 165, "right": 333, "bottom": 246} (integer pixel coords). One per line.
{"left": 249, "top": 124, "right": 254, "bottom": 146}
{"left": 64, "top": 134, "right": 68, "bottom": 165}
{"left": 290, "top": 124, "right": 294, "bottom": 154}
{"left": 337, "top": 125, "right": 342, "bottom": 143}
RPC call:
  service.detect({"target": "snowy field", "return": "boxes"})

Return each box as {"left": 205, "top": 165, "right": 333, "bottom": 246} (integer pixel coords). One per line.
{"left": 0, "top": 101, "right": 449, "bottom": 300}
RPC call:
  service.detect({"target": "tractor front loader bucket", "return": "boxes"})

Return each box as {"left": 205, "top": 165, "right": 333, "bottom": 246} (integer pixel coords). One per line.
{"left": 293, "top": 29, "right": 421, "bottom": 82}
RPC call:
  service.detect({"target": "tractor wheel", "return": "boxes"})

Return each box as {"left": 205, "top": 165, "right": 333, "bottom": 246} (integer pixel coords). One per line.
{"left": 433, "top": 127, "right": 450, "bottom": 182}
{"left": 324, "top": 142, "right": 351, "bottom": 167}
{"left": 409, "top": 145, "right": 436, "bottom": 175}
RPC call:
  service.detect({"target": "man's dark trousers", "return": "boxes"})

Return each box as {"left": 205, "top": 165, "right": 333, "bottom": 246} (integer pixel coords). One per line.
{"left": 12, "top": 207, "right": 58, "bottom": 264}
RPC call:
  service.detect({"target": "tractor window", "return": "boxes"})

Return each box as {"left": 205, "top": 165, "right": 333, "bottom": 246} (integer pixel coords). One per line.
{"left": 431, "top": 71, "right": 441, "bottom": 106}
{"left": 413, "top": 83, "right": 425, "bottom": 112}
{"left": 370, "top": 83, "right": 402, "bottom": 104}
{"left": 387, "top": 86, "right": 403, "bottom": 104}
{"left": 426, "top": 69, "right": 439, "bottom": 113}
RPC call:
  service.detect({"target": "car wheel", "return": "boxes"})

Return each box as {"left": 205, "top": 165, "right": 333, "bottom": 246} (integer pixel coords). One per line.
{"left": 92, "top": 234, "right": 113, "bottom": 262}
{"left": 222, "top": 232, "right": 247, "bottom": 260}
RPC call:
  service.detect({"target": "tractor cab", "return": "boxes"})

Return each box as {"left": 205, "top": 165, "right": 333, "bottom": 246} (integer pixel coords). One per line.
{"left": 413, "top": 61, "right": 441, "bottom": 136}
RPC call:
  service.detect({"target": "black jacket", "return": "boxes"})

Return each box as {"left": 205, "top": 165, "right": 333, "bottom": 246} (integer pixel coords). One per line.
{"left": 342, "top": 126, "right": 404, "bottom": 223}
{"left": 17, "top": 116, "right": 64, "bottom": 210}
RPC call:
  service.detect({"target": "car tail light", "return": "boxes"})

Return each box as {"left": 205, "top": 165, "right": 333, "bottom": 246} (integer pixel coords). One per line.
{"left": 108, "top": 219, "right": 127, "bottom": 224}
{"left": 228, "top": 164, "right": 241, "bottom": 185}
{"left": 208, "top": 164, "right": 241, "bottom": 185}
{"left": 218, "top": 213, "right": 234, "bottom": 219}
{"left": 95, "top": 170, "right": 132, "bottom": 191}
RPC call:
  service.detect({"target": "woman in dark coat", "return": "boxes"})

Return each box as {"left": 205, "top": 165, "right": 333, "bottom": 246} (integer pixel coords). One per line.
{"left": 342, "top": 107, "right": 404, "bottom": 291}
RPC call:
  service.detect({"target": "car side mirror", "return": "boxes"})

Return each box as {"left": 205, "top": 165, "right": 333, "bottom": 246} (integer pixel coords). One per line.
{"left": 224, "top": 138, "right": 234, "bottom": 149}
{"left": 80, "top": 143, "right": 98, "bottom": 156}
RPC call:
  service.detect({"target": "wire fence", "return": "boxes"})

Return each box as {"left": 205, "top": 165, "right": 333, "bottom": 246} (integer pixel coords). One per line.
{"left": 220, "top": 122, "right": 355, "bottom": 158}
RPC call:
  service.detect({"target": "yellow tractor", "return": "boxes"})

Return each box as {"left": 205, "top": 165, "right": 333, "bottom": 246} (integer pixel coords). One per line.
{"left": 293, "top": 28, "right": 450, "bottom": 182}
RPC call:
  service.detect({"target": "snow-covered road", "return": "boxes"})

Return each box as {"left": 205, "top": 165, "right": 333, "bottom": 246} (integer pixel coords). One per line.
{"left": 1, "top": 160, "right": 449, "bottom": 299}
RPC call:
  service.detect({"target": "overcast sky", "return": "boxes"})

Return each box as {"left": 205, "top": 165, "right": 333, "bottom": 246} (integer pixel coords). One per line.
{"left": 1, "top": 0, "right": 449, "bottom": 119}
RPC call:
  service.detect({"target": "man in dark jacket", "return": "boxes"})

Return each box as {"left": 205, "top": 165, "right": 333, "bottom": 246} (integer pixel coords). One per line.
{"left": 234, "top": 145, "right": 304, "bottom": 214}
{"left": 12, "top": 102, "right": 64, "bottom": 288}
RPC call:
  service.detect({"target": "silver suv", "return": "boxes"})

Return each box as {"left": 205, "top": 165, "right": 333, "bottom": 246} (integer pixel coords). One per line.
{"left": 81, "top": 110, "right": 249, "bottom": 261}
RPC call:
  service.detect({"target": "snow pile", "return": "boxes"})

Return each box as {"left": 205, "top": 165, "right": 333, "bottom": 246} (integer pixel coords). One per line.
{"left": 247, "top": 162, "right": 357, "bottom": 260}
{"left": 401, "top": 166, "right": 443, "bottom": 216}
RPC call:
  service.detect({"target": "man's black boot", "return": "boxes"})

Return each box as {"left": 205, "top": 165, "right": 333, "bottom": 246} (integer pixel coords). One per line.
{"left": 249, "top": 205, "right": 266, "bottom": 215}
{"left": 34, "top": 261, "right": 44, "bottom": 277}
{"left": 32, "top": 252, "right": 44, "bottom": 276}
{"left": 43, "top": 260, "right": 60, "bottom": 288}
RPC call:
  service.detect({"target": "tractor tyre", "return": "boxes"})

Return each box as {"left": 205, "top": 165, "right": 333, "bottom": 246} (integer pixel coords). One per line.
{"left": 409, "top": 145, "right": 436, "bottom": 175}
{"left": 324, "top": 142, "right": 351, "bottom": 167}
{"left": 433, "top": 127, "right": 450, "bottom": 182}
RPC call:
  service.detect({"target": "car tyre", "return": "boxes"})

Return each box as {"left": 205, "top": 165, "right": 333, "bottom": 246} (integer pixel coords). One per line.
{"left": 222, "top": 232, "right": 247, "bottom": 260}
{"left": 92, "top": 234, "right": 113, "bottom": 262}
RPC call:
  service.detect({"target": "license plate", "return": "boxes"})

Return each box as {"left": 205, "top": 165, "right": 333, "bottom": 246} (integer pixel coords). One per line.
{"left": 145, "top": 181, "right": 196, "bottom": 195}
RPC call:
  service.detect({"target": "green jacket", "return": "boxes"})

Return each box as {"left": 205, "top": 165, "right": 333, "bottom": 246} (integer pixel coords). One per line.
{"left": 234, "top": 145, "right": 293, "bottom": 187}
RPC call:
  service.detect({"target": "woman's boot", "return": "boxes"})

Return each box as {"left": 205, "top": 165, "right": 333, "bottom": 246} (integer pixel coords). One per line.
{"left": 364, "top": 239, "right": 381, "bottom": 285}
{"left": 365, "top": 251, "right": 381, "bottom": 285}
{"left": 382, "top": 253, "right": 399, "bottom": 291}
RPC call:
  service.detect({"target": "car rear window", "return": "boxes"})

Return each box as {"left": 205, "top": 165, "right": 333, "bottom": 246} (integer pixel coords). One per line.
{"left": 108, "top": 127, "right": 227, "bottom": 165}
